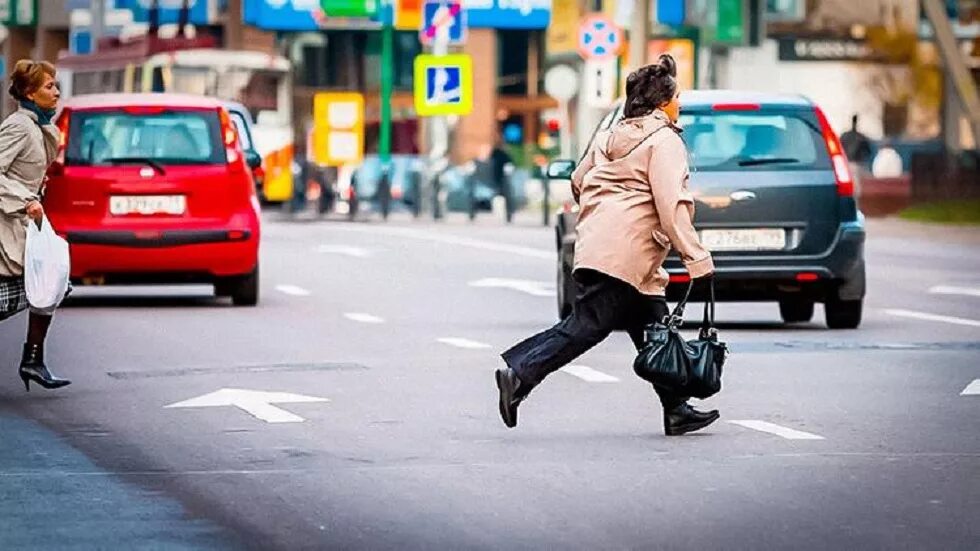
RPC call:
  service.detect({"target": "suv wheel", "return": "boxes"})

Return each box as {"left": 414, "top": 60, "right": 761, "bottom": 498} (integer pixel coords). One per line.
{"left": 779, "top": 299, "right": 814, "bottom": 323}
{"left": 557, "top": 260, "right": 574, "bottom": 319}
{"left": 230, "top": 268, "right": 259, "bottom": 307}
{"left": 825, "top": 298, "right": 862, "bottom": 329}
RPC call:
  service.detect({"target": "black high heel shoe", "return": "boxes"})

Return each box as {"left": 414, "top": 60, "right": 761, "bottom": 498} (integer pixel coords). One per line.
{"left": 18, "top": 343, "right": 71, "bottom": 392}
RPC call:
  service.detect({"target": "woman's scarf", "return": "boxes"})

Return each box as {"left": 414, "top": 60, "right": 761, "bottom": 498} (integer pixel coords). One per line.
{"left": 19, "top": 100, "right": 56, "bottom": 126}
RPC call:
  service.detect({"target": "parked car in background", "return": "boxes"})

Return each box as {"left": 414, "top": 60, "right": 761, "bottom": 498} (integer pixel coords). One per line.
{"left": 551, "top": 90, "right": 866, "bottom": 329}
{"left": 45, "top": 93, "right": 262, "bottom": 306}
{"left": 224, "top": 101, "right": 266, "bottom": 201}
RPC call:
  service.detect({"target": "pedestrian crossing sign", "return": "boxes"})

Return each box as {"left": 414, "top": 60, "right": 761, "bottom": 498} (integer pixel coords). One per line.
{"left": 413, "top": 54, "right": 473, "bottom": 117}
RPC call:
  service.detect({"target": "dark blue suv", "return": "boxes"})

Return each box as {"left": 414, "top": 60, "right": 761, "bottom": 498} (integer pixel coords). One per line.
{"left": 552, "top": 91, "right": 866, "bottom": 329}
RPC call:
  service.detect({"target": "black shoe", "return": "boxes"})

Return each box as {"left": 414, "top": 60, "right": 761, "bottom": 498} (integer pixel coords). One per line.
{"left": 664, "top": 403, "right": 719, "bottom": 436}
{"left": 18, "top": 343, "right": 71, "bottom": 392}
{"left": 495, "top": 368, "right": 531, "bottom": 429}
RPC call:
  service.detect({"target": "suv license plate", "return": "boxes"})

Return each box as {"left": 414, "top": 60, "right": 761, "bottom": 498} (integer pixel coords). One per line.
{"left": 700, "top": 229, "right": 785, "bottom": 251}
{"left": 110, "top": 195, "right": 186, "bottom": 216}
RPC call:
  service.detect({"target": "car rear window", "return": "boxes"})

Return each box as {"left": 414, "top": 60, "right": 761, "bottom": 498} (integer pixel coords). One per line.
{"left": 66, "top": 109, "right": 225, "bottom": 166}
{"left": 678, "top": 111, "right": 831, "bottom": 172}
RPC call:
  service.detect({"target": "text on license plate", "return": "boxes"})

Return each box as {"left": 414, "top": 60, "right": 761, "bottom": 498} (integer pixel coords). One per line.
{"left": 110, "top": 195, "right": 186, "bottom": 216}
{"left": 699, "top": 229, "right": 786, "bottom": 251}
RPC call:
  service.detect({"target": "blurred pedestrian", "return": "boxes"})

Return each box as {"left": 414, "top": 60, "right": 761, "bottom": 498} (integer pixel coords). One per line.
{"left": 840, "top": 115, "right": 872, "bottom": 165}
{"left": 495, "top": 55, "right": 718, "bottom": 436}
{"left": 0, "top": 59, "right": 71, "bottom": 391}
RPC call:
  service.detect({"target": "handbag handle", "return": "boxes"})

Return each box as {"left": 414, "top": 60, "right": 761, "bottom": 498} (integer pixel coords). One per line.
{"left": 664, "top": 277, "right": 716, "bottom": 334}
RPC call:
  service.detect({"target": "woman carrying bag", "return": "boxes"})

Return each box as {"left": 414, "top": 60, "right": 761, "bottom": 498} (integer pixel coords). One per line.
{"left": 0, "top": 60, "right": 70, "bottom": 391}
{"left": 495, "top": 55, "right": 716, "bottom": 435}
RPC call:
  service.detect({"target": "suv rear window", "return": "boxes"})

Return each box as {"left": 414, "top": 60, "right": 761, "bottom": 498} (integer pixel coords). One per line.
{"left": 66, "top": 109, "right": 225, "bottom": 166}
{"left": 678, "top": 111, "right": 831, "bottom": 172}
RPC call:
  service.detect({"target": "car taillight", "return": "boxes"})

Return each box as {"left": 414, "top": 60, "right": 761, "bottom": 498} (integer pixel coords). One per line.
{"left": 55, "top": 110, "right": 70, "bottom": 162}
{"left": 669, "top": 273, "right": 691, "bottom": 284}
{"left": 814, "top": 107, "right": 854, "bottom": 197}
{"left": 217, "top": 108, "right": 241, "bottom": 165}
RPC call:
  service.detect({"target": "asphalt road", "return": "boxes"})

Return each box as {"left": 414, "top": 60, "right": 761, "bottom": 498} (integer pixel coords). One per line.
{"left": 1, "top": 213, "right": 977, "bottom": 550}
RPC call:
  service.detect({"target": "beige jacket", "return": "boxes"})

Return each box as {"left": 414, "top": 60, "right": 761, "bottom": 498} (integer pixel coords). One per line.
{"left": 0, "top": 108, "right": 60, "bottom": 277}
{"left": 571, "top": 110, "right": 713, "bottom": 296}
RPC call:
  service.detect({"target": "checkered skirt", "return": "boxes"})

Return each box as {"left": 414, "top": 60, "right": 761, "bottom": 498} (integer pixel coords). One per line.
{"left": 0, "top": 276, "right": 28, "bottom": 321}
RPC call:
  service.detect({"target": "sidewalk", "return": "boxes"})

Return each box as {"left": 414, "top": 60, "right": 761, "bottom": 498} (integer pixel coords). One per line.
{"left": 0, "top": 411, "right": 239, "bottom": 550}
{"left": 866, "top": 217, "right": 980, "bottom": 246}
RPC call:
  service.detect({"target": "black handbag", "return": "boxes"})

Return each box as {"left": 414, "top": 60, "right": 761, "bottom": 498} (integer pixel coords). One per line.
{"left": 633, "top": 278, "right": 728, "bottom": 399}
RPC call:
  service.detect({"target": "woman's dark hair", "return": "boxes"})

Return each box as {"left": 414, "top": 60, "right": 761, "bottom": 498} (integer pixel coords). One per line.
{"left": 8, "top": 59, "right": 56, "bottom": 102}
{"left": 623, "top": 54, "right": 678, "bottom": 119}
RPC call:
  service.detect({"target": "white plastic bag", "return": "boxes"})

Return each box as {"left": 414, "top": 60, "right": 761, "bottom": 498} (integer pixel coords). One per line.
{"left": 24, "top": 216, "right": 71, "bottom": 314}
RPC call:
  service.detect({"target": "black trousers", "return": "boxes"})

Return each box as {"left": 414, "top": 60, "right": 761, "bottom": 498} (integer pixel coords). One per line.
{"left": 501, "top": 269, "right": 686, "bottom": 409}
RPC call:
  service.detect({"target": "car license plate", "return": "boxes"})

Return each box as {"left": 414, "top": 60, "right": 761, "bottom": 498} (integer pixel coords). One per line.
{"left": 699, "top": 229, "right": 786, "bottom": 251}
{"left": 110, "top": 195, "right": 186, "bottom": 216}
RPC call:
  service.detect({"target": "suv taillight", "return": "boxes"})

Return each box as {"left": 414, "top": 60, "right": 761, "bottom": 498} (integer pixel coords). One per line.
{"left": 814, "top": 107, "right": 854, "bottom": 197}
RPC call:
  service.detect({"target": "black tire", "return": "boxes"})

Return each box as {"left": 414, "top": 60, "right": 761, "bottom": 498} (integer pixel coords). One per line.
{"left": 230, "top": 268, "right": 259, "bottom": 307}
{"left": 825, "top": 298, "right": 862, "bottom": 329}
{"left": 557, "top": 258, "right": 574, "bottom": 319}
{"left": 779, "top": 299, "right": 815, "bottom": 323}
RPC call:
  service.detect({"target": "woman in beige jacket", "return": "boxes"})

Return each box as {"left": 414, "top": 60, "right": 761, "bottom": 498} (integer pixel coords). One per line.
{"left": 496, "top": 55, "right": 715, "bottom": 435}
{"left": 0, "top": 60, "right": 70, "bottom": 391}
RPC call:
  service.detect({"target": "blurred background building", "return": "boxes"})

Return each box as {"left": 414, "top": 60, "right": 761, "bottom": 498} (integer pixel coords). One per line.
{"left": 0, "top": 1, "right": 976, "bottom": 195}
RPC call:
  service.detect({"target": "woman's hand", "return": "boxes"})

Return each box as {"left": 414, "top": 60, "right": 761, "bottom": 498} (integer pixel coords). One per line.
{"left": 25, "top": 200, "right": 44, "bottom": 221}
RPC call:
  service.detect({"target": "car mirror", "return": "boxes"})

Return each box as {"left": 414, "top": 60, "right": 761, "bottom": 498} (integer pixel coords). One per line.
{"left": 245, "top": 150, "right": 263, "bottom": 170}
{"left": 547, "top": 159, "right": 576, "bottom": 180}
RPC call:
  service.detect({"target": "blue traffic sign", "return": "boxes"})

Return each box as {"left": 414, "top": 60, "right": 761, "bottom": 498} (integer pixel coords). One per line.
{"left": 413, "top": 54, "right": 473, "bottom": 116}
{"left": 421, "top": 1, "right": 466, "bottom": 46}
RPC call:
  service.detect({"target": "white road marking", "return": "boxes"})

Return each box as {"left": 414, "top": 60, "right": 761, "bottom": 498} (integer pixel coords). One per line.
{"left": 165, "top": 388, "right": 329, "bottom": 424}
{"left": 728, "top": 420, "right": 825, "bottom": 440}
{"left": 326, "top": 225, "right": 552, "bottom": 260}
{"left": 344, "top": 313, "right": 385, "bottom": 324}
{"left": 962, "top": 379, "right": 980, "bottom": 396}
{"left": 275, "top": 285, "right": 311, "bottom": 297}
{"left": 437, "top": 337, "right": 492, "bottom": 349}
{"left": 560, "top": 365, "right": 620, "bottom": 383}
{"left": 929, "top": 285, "right": 980, "bottom": 298}
{"left": 315, "top": 244, "right": 372, "bottom": 258}
{"left": 469, "top": 278, "right": 556, "bottom": 297}
{"left": 884, "top": 309, "right": 980, "bottom": 328}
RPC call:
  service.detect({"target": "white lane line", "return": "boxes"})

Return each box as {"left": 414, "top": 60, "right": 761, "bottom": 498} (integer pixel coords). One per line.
{"left": 315, "top": 244, "right": 372, "bottom": 258}
{"left": 326, "top": 225, "right": 552, "bottom": 260}
{"left": 344, "top": 313, "right": 385, "bottom": 324}
{"left": 275, "top": 285, "right": 311, "bottom": 297}
{"left": 884, "top": 309, "right": 980, "bottom": 328}
{"left": 929, "top": 285, "right": 980, "bottom": 298}
{"left": 437, "top": 337, "right": 493, "bottom": 350}
{"left": 560, "top": 365, "right": 620, "bottom": 383}
{"left": 728, "top": 420, "right": 825, "bottom": 440}
{"left": 469, "top": 278, "right": 556, "bottom": 297}
{"left": 962, "top": 379, "right": 980, "bottom": 396}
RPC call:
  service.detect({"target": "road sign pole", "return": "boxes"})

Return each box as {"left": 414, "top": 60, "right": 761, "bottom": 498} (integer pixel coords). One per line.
{"left": 379, "top": 17, "right": 394, "bottom": 221}
{"left": 380, "top": 22, "right": 394, "bottom": 164}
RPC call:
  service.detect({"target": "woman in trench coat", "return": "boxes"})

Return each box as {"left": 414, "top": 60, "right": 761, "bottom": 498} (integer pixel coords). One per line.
{"left": 495, "top": 55, "right": 717, "bottom": 435}
{"left": 0, "top": 59, "right": 70, "bottom": 391}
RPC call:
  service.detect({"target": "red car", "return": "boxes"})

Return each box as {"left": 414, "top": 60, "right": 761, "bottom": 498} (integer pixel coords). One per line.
{"left": 45, "top": 94, "right": 262, "bottom": 306}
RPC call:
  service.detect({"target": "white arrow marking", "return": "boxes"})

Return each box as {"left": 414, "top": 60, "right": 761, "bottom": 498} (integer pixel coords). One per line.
{"left": 165, "top": 388, "right": 328, "bottom": 424}
{"left": 929, "top": 285, "right": 980, "bottom": 298}
{"left": 560, "top": 365, "right": 620, "bottom": 383}
{"left": 344, "top": 312, "right": 385, "bottom": 324}
{"left": 884, "top": 309, "right": 980, "bottom": 328}
{"left": 275, "top": 285, "right": 311, "bottom": 297}
{"left": 315, "top": 244, "right": 371, "bottom": 258}
{"left": 469, "top": 278, "right": 556, "bottom": 297}
{"left": 962, "top": 379, "right": 980, "bottom": 396}
{"left": 728, "top": 420, "right": 825, "bottom": 440}
{"left": 437, "top": 337, "right": 492, "bottom": 349}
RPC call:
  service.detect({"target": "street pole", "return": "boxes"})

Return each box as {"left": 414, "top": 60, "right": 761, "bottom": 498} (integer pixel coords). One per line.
{"left": 90, "top": 0, "right": 105, "bottom": 53}
{"left": 379, "top": 18, "right": 394, "bottom": 220}
{"left": 628, "top": 0, "right": 651, "bottom": 74}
